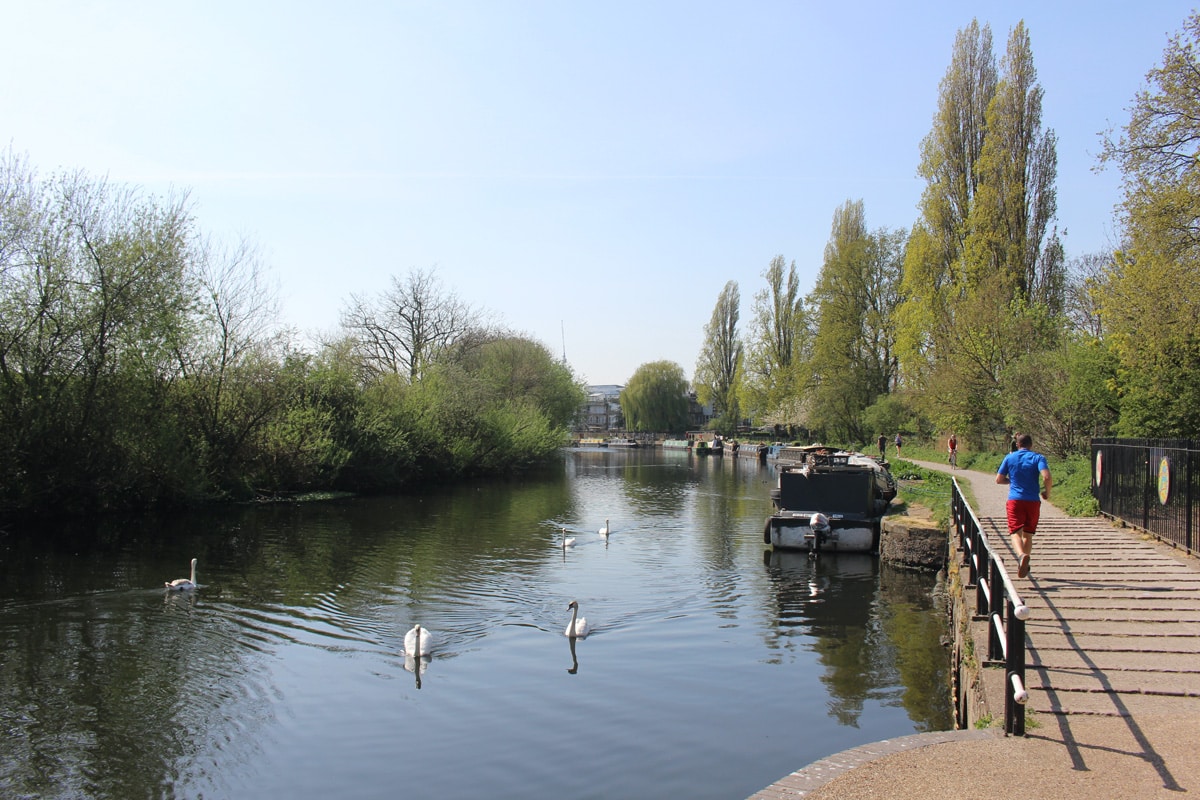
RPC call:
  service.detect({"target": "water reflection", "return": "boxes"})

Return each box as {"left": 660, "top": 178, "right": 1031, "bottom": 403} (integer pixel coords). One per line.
{"left": 0, "top": 449, "right": 950, "bottom": 800}
{"left": 762, "top": 549, "right": 951, "bottom": 731}
{"left": 566, "top": 636, "right": 579, "bottom": 675}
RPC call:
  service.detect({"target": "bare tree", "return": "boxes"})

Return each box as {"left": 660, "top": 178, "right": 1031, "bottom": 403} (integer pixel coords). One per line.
{"left": 342, "top": 267, "right": 483, "bottom": 381}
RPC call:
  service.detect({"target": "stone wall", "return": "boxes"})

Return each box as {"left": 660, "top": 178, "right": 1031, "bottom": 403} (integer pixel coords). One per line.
{"left": 879, "top": 516, "right": 948, "bottom": 571}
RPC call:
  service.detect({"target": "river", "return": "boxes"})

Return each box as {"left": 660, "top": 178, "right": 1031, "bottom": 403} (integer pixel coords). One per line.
{"left": 0, "top": 447, "right": 951, "bottom": 799}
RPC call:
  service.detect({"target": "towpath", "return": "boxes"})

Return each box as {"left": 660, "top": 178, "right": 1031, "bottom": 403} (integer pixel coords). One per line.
{"left": 747, "top": 456, "right": 1200, "bottom": 800}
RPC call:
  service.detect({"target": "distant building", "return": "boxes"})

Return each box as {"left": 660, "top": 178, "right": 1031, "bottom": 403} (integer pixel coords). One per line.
{"left": 578, "top": 384, "right": 711, "bottom": 433}
{"left": 582, "top": 385, "right": 624, "bottom": 431}
{"left": 687, "top": 392, "right": 712, "bottom": 429}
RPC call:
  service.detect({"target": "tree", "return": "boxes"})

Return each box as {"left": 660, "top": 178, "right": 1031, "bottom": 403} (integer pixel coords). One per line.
{"left": 898, "top": 19, "right": 1062, "bottom": 441}
{"left": 806, "top": 201, "right": 903, "bottom": 442}
{"left": 741, "top": 255, "right": 809, "bottom": 427}
{"left": 1096, "top": 11, "right": 1200, "bottom": 436}
{"left": 0, "top": 161, "right": 198, "bottom": 512}
{"left": 174, "top": 236, "right": 287, "bottom": 493}
{"left": 340, "top": 266, "right": 483, "bottom": 382}
{"left": 694, "top": 281, "right": 742, "bottom": 428}
{"left": 968, "top": 21, "right": 1063, "bottom": 311}
{"left": 620, "top": 361, "right": 690, "bottom": 432}
{"left": 448, "top": 333, "right": 585, "bottom": 429}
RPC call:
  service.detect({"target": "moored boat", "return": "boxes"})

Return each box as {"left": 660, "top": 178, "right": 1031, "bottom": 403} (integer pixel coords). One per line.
{"left": 763, "top": 445, "right": 897, "bottom": 553}
{"left": 662, "top": 439, "right": 691, "bottom": 450}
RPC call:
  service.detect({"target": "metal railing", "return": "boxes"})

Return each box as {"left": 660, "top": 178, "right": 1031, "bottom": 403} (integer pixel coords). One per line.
{"left": 952, "top": 478, "right": 1031, "bottom": 736}
{"left": 1092, "top": 438, "right": 1197, "bottom": 555}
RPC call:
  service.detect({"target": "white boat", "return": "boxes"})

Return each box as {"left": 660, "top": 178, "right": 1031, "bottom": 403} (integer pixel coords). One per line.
{"left": 763, "top": 445, "right": 897, "bottom": 553}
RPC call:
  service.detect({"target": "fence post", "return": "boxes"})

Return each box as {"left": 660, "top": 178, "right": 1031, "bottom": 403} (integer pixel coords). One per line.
{"left": 1005, "top": 598, "right": 1028, "bottom": 736}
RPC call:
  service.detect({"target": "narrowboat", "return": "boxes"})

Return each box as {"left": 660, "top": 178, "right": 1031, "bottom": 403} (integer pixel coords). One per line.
{"left": 764, "top": 445, "right": 897, "bottom": 553}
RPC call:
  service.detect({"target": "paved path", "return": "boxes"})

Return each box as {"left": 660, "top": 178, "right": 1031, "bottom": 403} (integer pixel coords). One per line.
{"left": 747, "top": 458, "right": 1200, "bottom": 800}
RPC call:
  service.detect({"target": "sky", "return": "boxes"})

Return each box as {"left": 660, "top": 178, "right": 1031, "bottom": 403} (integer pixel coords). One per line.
{"left": 3, "top": 1, "right": 1192, "bottom": 385}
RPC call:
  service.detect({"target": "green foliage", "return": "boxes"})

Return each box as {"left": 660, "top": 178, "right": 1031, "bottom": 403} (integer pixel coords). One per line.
{"left": 694, "top": 281, "right": 743, "bottom": 425}
{"left": 1096, "top": 13, "right": 1200, "bottom": 436}
{"left": 806, "top": 201, "right": 903, "bottom": 442}
{"left": 862, "top": 394, "right": 924, "bottom": 443}
{"left": 898, "top": 20, "right": 1064, "bottom": 438}
{"left": 0, "top": 153, "right": 584, "bottom": 520}
{"left": 741, "top": 255, "right": 809, "bottom": 427}
{"left": 621, "top": 360, "right": 690, "bottom": 432}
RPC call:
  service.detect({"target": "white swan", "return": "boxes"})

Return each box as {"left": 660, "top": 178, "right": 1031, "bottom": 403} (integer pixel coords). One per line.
{"left": 598, "top": 519, "right": 610, "bottom": 537}
{"left": 561, "top": 527, "right": 576, "bottom": 548}
{"left": 165, "top": 558, "right": 198, "bottom": 591}
{"left": 564, "top": 600, "right": 589, "bottom": 638}
{"left": 405, "top": 623, "right": 435, "bottom": 656}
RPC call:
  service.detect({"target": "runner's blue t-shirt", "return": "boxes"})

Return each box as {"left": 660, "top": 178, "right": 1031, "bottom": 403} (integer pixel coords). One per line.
{"left": 997, "top": 449, "right": 1048, "bottom": 502}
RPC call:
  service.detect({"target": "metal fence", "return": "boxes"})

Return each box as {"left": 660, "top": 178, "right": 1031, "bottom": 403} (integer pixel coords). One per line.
{"left": 952, "top": 478, "right": 1029, "bottom": 736}
{"left": 1091, "top": 438, "right": 1198, "bottom": 556}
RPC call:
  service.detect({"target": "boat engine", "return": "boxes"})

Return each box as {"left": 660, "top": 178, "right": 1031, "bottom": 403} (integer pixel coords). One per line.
{"left": 806, "top": 512, "right": 831, "bottom": 556}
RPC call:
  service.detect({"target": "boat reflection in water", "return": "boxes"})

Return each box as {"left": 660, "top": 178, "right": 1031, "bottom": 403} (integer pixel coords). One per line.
{"left": 762, "top": 548, "right": 951, "bottom": 731}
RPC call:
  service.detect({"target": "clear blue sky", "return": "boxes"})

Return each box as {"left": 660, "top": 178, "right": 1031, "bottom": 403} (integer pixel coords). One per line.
{"left": 4, "top": 1, "right": 1190, "bottom": 385}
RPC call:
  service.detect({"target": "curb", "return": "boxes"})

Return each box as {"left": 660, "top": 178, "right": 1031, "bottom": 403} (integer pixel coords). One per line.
{"left": 746, "top": 728, "right": 999, "bottom": 799}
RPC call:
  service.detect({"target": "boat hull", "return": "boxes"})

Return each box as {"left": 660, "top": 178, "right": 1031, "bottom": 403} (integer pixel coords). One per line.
{"left": 764, "top": 511, "right": 879, "bottom": 553}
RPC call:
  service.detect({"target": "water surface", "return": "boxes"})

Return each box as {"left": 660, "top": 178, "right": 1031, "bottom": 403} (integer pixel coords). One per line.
{"left": 0, "top": 448, "right": 950, "bottom": 799}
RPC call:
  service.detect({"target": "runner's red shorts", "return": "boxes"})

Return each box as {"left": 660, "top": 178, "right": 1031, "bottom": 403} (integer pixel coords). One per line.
{"left": 1006, "top": 499, "right": 1041, "bottom": 534}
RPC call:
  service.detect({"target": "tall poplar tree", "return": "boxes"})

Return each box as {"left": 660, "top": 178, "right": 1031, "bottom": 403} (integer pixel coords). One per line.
{"left": 694, "top": 281, "right": 742, "bottom": 428}
{"left": 898, "top": 19, "right": 1061, "bottom": 439}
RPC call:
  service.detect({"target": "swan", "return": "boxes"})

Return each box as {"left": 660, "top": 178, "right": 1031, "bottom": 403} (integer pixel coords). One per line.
{"left": 598, "top": 519, "right": 610, "bottom": 537}
{"left": 561, "top": 527, "right": 576, "bottom": 548}
{"left": 405, "top": 623, "right": 435, "bottom": 656}
{"left": 165, "top": 558, "right": 198, "bottom": 591}
{"left": 564, "top": 600, "right": 589, "bottom": 638}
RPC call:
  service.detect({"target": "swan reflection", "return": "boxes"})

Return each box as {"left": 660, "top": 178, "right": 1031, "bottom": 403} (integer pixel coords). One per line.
{"left": 566, "top": 635, "right": 579, "bottom": 674}
{"left": 404, "top": 653, "right": 432, "bottom": 688}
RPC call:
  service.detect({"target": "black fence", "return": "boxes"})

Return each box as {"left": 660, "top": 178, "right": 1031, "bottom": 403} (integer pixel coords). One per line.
{"left": 1091, "top": 438, "right": 1198, "bottom": 556}
{"left": 952, "top": 479, "right": 1029, "bottom": 736}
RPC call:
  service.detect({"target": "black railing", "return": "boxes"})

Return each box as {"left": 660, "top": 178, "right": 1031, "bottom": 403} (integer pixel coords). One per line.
{"left": 1092, "top": 438, "right": 1197, "bottom": 555}
{"left": 952, "top": 478, "right": 1030, "bottom": 736}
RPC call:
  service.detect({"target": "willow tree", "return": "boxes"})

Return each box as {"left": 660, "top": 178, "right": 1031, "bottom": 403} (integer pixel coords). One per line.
{"left": 694, "top": 281, "right": 742, "bottom": 429}
{"left": 897, "top": 19, "right": 1061, "bottom": 440}
{"left": 1097, "top": 11, "right": 1200, "bottom": 435}
{"left": 806, "top": 201, "right": 903, "bottom": 443}
{"left": 620, "top": 360, "right": 690, "bottom": 432}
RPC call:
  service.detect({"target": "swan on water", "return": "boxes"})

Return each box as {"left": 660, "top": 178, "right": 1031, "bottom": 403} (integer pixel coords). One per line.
{"left": 598, "top": 519, "right": 610, "bottom": 537}
{"left": 405, "top": 623, "right": 435, "bottom": 656}
{"left": 165, "top": 558, "right": 198, "bottom": 591}
{"left": 564, "top": 600, "right": 589, "bottom": 638}
{"left": 561, "top": 527, "right": 576, "bottom": 548}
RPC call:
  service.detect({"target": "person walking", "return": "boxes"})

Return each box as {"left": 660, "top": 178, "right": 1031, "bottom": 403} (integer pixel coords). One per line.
{"left": 947, "top": 433, "right": 958, "bottom": 468}
{"left": 995, "top": 432, "right": 1052, "bottom": 579}
{"left": 893, "top": 432, "right": 903, "bottom": 458}
{"left": 877, "top": 433, "right": 887, "bottom": 459}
